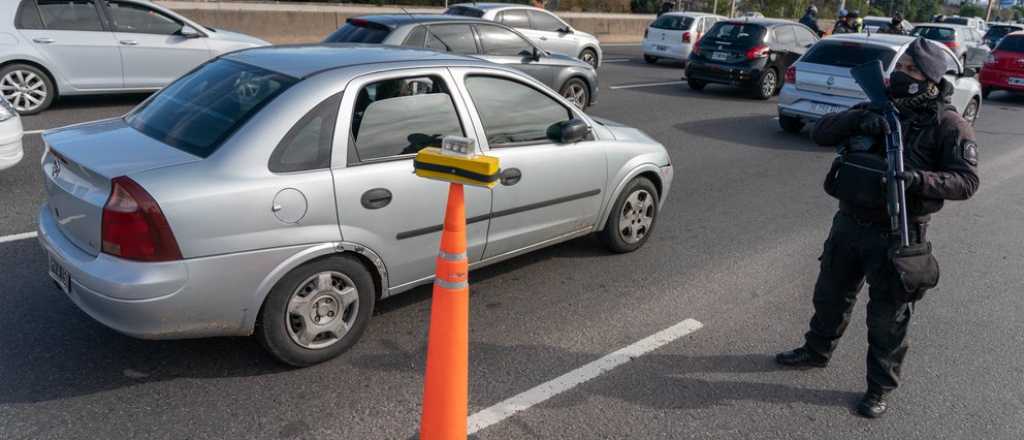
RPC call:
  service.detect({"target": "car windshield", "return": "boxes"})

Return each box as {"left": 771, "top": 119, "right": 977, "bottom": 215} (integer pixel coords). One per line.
{"left": 324, "top": 19, "right": 392, "bottom": 43}
{"left": 702, "top": 22, "right": 766, "bottom": 47}
{"left": 125, "top": 59, "right": 297, "bottom": 158}
{"left": 913, "top": 27, "right": 955, "bottom": 41}
{"left": 801, "top": 41, "right": 897, "bottom": 68}
{"left": 997, "top": 35, "right": 1024, "bottom": 52}
{"left": 651, "top": 15, "right": 694, "bottom": 31}
{"left": 444, "top": 6, "right": 485, "bottom": 17}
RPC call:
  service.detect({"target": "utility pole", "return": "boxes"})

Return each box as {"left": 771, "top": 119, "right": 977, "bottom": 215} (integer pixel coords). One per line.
{"left": 985, "top": 0, "right": 997, "bottom": 21}
{"left": 730, "top": 0, "right": 737, "bottom": 17}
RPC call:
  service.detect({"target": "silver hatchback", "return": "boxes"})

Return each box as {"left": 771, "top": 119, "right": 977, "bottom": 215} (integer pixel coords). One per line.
{"left": 38, "top": 45, "right": 672, "bottom": 366}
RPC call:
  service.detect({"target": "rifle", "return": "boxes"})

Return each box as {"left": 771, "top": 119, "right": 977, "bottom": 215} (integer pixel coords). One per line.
{"left": 850, "top": 60, "right": 910, "bottom": 248}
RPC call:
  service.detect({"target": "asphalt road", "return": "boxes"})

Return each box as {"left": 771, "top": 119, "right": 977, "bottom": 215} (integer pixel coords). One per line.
{"left": 2, "top": 45, "right": 1023, "bottom": 440}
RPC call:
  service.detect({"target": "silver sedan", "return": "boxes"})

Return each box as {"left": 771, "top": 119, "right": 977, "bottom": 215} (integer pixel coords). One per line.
{"left": 38, "top": 45, "right": 672, "bottom": 366}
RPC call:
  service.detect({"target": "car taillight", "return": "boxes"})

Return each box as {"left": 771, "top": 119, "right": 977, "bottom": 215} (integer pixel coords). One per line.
{"left": 785, "top": 65, "right": 796, "bottom": 84}
{"left": 682, "top": 31, "right": 691, "bottom": 43}
{"left": 101, "top": 176, "right": 182, "bottom": 262}
{"left": 746, "top": 44, "right": 769, "bottom": 60}
{"left": 692, "top": 42, "right": 701, "bottom": 56}
{"left": 944, "top": 41, "right": 959, "bottom": 49}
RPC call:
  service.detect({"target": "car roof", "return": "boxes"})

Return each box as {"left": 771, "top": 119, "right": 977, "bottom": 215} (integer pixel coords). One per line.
{"left": 825, "top": 33, "right": 917, "bottom": 49}
{"left": 356, "top": 14, "right": 487, "bottom": 27}
{"left": 915, "top": 23, "right": 968, "bottom": 31}
{"left": 448, "top": 2, "right": 544, "bottom": 11}
{"left": 659, "top": 12, "right": 721, "bottom": 17}
{"left": 224, "top": 44, "right": 479, "bottom": 79}
{"left": 719, "top": 17, "right": 797, "bottom": 27}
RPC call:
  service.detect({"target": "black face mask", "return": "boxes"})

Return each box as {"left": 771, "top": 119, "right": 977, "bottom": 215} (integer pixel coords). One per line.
{"left": 889, "top": 71, "right": 929, "bottom": 98}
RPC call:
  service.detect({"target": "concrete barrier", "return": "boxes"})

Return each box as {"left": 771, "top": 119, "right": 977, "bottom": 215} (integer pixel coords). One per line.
{"left": 155, "top": 1, "right": 654, "bottom": 44}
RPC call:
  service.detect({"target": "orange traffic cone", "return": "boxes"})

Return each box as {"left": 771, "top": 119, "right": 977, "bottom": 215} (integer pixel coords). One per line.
{"left": 420, "top": 183, "right": 470, "bottom": 440}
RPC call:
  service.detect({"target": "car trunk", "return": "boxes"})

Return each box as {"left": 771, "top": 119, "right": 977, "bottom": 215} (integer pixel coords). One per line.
{"left": 646, "top": 15, "right": 694, "bottom": 47}
{"left": 795, "top": 63, "right": 868, "bottom": 99}
{"left": 695, "top": 23, "right": 766, "bottom": 64}
{"left": 41, "top": 118, "right": 200, "bottom": 257}
{"left": 992, "top": 50, "right": 1024, "bottom": 71}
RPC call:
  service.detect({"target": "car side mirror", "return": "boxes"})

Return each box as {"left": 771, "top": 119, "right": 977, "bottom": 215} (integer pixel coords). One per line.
{"left": 179, "top": 25, "right": 202, "bottom": 39}
{"left": 547, "top": 118, "right": 591, "bottom": 144}
{"left": 519, "top": 47, "right": 542, "bottom": 61}
{"left": 963, "top": 67, "right": 977, "bottom": 78}
{"left": 558, "top": 26, "right": 573, "bottom": 34}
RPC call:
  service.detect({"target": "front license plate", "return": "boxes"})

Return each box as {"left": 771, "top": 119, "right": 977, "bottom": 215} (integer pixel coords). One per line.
{"left": 711, "top": 51, "right": 728, "bottom": 61}
{"left": 655, "top": 45, "right": 668, "bottom": 51}
{"left": 1009, "top": 77, "right": 1024, "bottom": 86}
{"left": 812, "top": 103, "right": 842, "bottom": 114}
{"left": 48, "top": 254, "right": 70, "bottom": 295}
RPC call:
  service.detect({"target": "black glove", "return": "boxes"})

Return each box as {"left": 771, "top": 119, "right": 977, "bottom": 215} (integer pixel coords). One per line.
{"left": 897, "top": 170, "right": 922, "bottom": 192}
{"left": 858, "top": 111, "right": 890, "bottom": 136}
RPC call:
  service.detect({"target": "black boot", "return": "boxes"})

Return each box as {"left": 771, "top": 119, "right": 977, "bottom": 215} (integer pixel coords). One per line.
{"left": 775, "top": 347, "right": 828, "bottom": 368}
{"left": 856, "top": 391, "right": 888, "bottom": 418}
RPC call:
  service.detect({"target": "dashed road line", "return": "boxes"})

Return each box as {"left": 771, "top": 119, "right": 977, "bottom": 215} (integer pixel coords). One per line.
{"left": 0, "top": 231, "right": 38, "bottom": 244}
{"left": 467, "top": 318, "right": 704, "bottom": 435}
{"left": 603, "top": 58, "right": 632, "bottom": 63}
{"left": 609, "top": 80, "right": 686, "bottom": 90}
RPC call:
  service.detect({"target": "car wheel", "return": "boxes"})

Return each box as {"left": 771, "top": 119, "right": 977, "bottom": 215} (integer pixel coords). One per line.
{"left": 560, "top": 78, "right": 590, "bottom": 109}
{"left": 779, "top": 114, "right": 805, "bottom": 134}
{"left": 255, "top": 255, "right": 375, "bottom": 367}
{"left": 982, "top": 86, "right": 992, "bottom": 99}
{"left": 644, "top": 54, "right": 658, "bottom": 64}
{"left": 962, "top": 97, "right": 980, "bottom": 126}
{"left": 0, "top": 63, "right": 55, "bottom": 115}
{"left": 754, "top": 68, "right": 778, "bottom": 100}
{"left": 579, "top": 48, "right": 599, "bottom": 68}
{"left": 687, "top": 78, "right": 707, "bottom": 91}
{"left": 599, "top": 177, "right": 660, "bottom": 253}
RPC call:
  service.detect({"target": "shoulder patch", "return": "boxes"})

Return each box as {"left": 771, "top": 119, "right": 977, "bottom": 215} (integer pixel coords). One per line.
{"left": 961, "top": 140, "right": 978, "bottom": 167}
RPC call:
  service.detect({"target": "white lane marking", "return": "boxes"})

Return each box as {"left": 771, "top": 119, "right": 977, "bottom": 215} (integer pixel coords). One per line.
{"left": 24, "top": 129, "right": 44, "bottom": 135}
{"left": 609, "top": 80, "right": 686, "bottom": 90}
{"left": 603, "top": 58, "right": 632, "bottom": 63}
{"left": 467, "top": 318, "right": 703, "bottom": 435}
{"left": 0, "top": 231, "right": 38, "bottom": 244}
{"left": 602, "top": 43, "right": 642, "bottom": 47}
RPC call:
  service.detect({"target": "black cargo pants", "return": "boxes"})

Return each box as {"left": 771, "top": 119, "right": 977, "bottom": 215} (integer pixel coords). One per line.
{"left": 803, "top": 211, "right": 926, "bottom": 395}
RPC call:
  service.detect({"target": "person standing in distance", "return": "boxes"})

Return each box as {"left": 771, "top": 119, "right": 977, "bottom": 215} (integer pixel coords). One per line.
{"left": 775, "top": 38, "right": 980, "bottom": 418}
{"left": 800, "top": 5, "right": 825, "bottom": 37}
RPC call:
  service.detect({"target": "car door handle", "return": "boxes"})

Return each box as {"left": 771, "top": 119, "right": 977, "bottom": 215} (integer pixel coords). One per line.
{"left": 120, "top": 40, "right": 139, "bottom": 46}
{"left": 361, "top": 188, "right": 392, "bottom": 209}
{"left": 32, "top": 38, "right": 54, "bottom": 44}
{"left": 500, "top": 168, "right": 522, "bottom": 186}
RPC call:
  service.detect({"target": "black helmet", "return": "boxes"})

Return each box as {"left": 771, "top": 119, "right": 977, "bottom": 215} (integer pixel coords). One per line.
{"left": 806, "top": 5, "right": 818, "bottom": 14}
{"left": 848, "top": 10, "right": 860, "bottom": 18}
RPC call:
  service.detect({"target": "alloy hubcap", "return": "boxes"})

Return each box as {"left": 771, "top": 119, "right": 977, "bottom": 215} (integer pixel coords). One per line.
{"left": 619, "top": 189, "right": 655, "bottom": 244}
{"left": 286, "top": 271, "right": 359, "bottom": 350}
{"left": 582, "top": 52, "right": 597, "bottom": 67}
{"left": 563, "top": 84, "right": 587, "bottom": 109}
{"left": 965, "top": 102, "right": 978, "bottom": 123}
{"left": 762, "top": 71, "right": 776, "bottom": 97}
{"left": 1, "top": 70, "right": 47, "bottom": 112}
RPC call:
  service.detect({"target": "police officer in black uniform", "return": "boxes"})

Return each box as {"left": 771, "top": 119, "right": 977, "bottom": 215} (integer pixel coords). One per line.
{"left": 775, "top": 38, "right": 980, "bottom": 418}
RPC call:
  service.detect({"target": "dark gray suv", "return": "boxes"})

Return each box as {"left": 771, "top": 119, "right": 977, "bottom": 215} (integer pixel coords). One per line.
{"left": 324, "top": 15, "right": 598, "bottom": 109}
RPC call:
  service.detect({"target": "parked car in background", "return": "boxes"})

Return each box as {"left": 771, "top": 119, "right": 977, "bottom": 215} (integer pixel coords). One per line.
{"left": 983, "top": 23, "right": 1024, "bottom": 48}
{"left": 685, "top": 18, "right": 819, "bottom": 99}
{"left": 444, "top": 3, "right": 602, "bottom": 67}
{"left": 778, "top": 34, "right": 982, "bottom": 133}
{"left": 862, "top": 16, "right": 914, "bottom": 34}
{"left": 1, "top": 0, "right": 268, "bottom": 114}
{"left": 642, "top": 12, "right": 725, "bottom": 65}
{"left": 937, "top": 15, "right": 987, "bottom": 34}
{"left": 911, "top": 23, "right": 990, "bottom": 68}
{"left": 980, "top": 31, "right": 1024, "bottom": 98}
{"left": 0, "top": 97, "right": 23, "bottom": 171}
{"left": 37, "top": 45, "right": 672, "bottom": 366}
{"left": 323, "top": 15, "right": 598, "bottom": 109}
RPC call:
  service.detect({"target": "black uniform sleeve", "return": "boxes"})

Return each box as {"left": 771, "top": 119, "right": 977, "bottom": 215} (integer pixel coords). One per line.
{"left": 914, "top": 112, "right": 980, "bottom": 200}
{"left": 811, "top": 107, "right": 870, "bottom": 147}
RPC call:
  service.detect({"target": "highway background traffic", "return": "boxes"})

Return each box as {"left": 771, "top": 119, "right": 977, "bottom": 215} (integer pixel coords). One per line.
{"left": 2, "top": 45, "right": 1023, "bottom": 439}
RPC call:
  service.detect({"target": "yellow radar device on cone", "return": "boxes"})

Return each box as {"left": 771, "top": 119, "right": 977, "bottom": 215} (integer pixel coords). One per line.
{"left": 414, "top": 136, "right": 500, "bottom": 188}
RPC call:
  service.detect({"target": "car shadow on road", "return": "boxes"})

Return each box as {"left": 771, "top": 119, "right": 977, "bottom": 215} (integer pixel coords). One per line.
{"left": 674, "top": 114, "right": 821, "bottom": 152}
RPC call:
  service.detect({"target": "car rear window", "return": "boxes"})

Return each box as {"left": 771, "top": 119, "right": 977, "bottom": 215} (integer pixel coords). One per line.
{"left": 997, "top": 35, "right": 1024, "bottom": 52}
{"left": 125, "top": 59, "right": 298, "bottom": 158}
{"left": 913, "top": 27, "right": 955, "bottom": 41}
{"left": 987, "top": 26, "right": 1022, "bottom": 40}
{"left": 863, "top": 19, "right": 888, "bottom": 29}
{"left": 324, "top": 19, "right": 392, "bottom": 43}
{"left": 444, "top": 6, "right": 485, "bottom": 17}
{"left": 651, "top": 15, "right": 694, "bottom": 31}
{"left": 702, "top": 22, "right": 766, "bottom": 47}
{"left": 801, "top": 41, "right": 897, "bottom": 68}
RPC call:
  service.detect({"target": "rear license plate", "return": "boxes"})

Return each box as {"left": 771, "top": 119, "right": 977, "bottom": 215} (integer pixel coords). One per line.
{"left": 48, "top": 254, "right": 70, "bottom": 295}
{"left": 812, "top": 103, "right": 843, "bottom": 114}
{"left": 655, "top": 45, "right": 668, "bottom": 51}
{"left": 1009, "top": 77, "right": 1024, "bottom": 86}
{"left": 711, "top": 51, "right": 728, "bottom": 61}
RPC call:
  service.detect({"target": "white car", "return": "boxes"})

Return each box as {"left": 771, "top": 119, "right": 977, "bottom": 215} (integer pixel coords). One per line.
{"left": 642, "top": 12, "right": 725, "bottom": 65}
{"left": 0, "top": 97, "right": 23, "bottom": 170}
{"left": 444, "top": 3, "right": 603, "bottom": 67}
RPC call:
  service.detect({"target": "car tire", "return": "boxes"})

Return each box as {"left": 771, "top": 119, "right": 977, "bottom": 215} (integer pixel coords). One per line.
{"left": 962, "top": 97, "right": 980, "bottom": 126}
{"left": 599, "top": 177, "right": 660, "bottom": 253}
{"left": 754, "top": 68, "right": 779, "bottom": 100}
{"left": 982, "top": 86, "right": 992, "bottom": 99}
{"left": 0, "top": 63, "right": 56, "bottom": 115}
{"left": 779, "top": 114, "right": 805, "bottom": 134}
{"left": 644, "top": 54, "right": 658, "bottom": 64}
{"left": 579, "top": 48, "right": 599, "bottom": 68}
{"left": 255, "top": 254, "right": 376, "bottom": 367}
{"left": 560, "top": 78, "right": 590, "bottom": 109}
{"left": 687, "top": 78, "right": 707, "bottom": 91}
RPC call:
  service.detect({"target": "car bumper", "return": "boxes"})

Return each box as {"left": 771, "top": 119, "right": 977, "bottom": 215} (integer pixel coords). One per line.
{"left": 777, "top": 84, "right": 859, "bottom": 121}
{"left": 642, "top": 40, "right": 692, "bottom": 61}
{"left": 686, "top": 61, "right": 762, "bottom": 87}
{"left": 37, "top": 205, "right": 317, "bottom": 339}
{"left": 0, "top": 116, "right": 24, "bottom": 171}
{"left": 980, "top": 67, "right": 1024, "bottom": 91}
